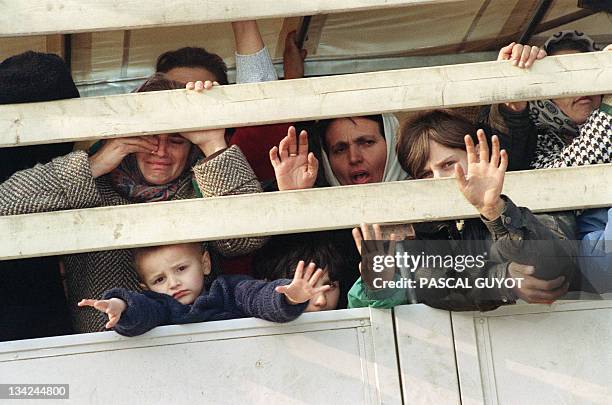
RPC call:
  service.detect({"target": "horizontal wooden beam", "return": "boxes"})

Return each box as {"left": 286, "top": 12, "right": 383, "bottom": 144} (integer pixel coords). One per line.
{"left": 0, "top": 0, "right": 460, "bottom": 37}
{"left": 1, "top": 164, "right": 610, "bottom": 260}
{"left": 1, "top": 52, "right": 610, "bottom": 148}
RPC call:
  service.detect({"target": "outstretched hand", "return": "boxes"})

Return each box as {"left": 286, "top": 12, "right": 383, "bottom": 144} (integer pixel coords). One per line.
{"left": 78, "top": 298, "right": 127, "bottom": 329}
{"left": 275, "top": 261, "right": 331, "bottom": 305}
{"left": 352, "top": 223, "right": 401, "bottom": 288}
{"left": 455, "top": 130, "right": 508, "bottom": 221}
{"left": 270, "top": 126, "right": 319, "bottom": 190}
{"left": 182, "top": 81, "right": 227, "bottom": 156}
{"left": 497, "top": 42, "right": 546, "bottom": 112}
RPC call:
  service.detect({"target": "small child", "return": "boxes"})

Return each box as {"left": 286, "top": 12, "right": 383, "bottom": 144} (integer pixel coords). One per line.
{"left": 253, "top": 230, "right": 361, "bottom": 311}
{"left": 78, "top": 243, "right": 330, "bottom": 336}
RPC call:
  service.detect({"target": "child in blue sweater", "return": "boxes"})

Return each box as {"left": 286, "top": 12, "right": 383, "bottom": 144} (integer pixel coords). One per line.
{"left": 78, "top": 243, "right": 330, "bottom": 336}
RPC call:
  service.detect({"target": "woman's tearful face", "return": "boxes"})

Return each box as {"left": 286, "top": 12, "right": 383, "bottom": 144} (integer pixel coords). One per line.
{"left": 135, "top": 134, "right": 192, "bottom": 185}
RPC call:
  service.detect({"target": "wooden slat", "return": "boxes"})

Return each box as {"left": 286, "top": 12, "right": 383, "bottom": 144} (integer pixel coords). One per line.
{"left": 0, "top": 0, "right": 460, "bottom": 37}
{"left": 1, "top": 164, "right": 610, "bottom": 260}
{"left": 1, "top": 51, "right": 610, "bottom": 148}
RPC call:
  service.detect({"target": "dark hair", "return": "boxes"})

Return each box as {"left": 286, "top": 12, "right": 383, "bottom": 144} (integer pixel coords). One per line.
{"left": 156, "top": 47, "right": 229, "bottom": 85}
{"left": 253, "top": 231, "right": 360, "bottom": 309}
{"left": 0, "top": 51, "right": 79, "bottom": 182}
{"left": 316, "top": 115, "right": 385, "bottom": 153}
{"left": 0, "top": 51, "right": 79, "bottom": 104}
{"left": 135, "top": 72, "right": 186, "bottom": 93}
{"left": 545, "top": 39, "right": 593, "bottom": 55}
{"left": 396, "top": 109, "right": 477, "bottom": 178}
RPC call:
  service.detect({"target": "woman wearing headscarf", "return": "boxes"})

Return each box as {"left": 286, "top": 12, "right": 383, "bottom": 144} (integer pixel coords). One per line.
{"left": 484, "top": 30, "right": 611, "bottom": 169}
{"left": 0, "top": 73, "right": 267, "bottom": 333}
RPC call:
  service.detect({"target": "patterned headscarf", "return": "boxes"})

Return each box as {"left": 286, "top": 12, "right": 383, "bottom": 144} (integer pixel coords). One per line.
{"left": 528, "top": 30, "right": 600, "bottom": 138}
{"left": 110, "top": 146, "right": 202, "bottom": 202}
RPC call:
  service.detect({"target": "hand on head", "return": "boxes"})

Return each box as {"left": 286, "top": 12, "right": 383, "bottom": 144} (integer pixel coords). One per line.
{"left": 454, "top": 130, "right": 508, "bottom": 221}
{"left": 275, "top": 261, "right": 331, "bottom": 305}
{"left": 269, "top": 126, "right": 319, "bottom": 190}
{"left": 78, "top": 298, "right": 127, "bottom": 329}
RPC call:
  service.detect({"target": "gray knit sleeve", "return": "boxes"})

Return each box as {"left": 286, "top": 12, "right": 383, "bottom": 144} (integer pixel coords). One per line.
{"left": 192, "top": 145, "right": 268, "bottom": 257}
{"left": 0, "top": 150, "right": 103, "bottom": 215}
{"left": 235, "top": 46, "right": 278, "bottom": 84}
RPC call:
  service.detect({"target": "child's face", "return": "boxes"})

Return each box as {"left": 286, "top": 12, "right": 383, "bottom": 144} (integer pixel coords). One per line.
{"left": 137, "top": 244, "right": 211, "bottom": 305}
{"left": 304, "top": 270, "right": 340, "bottom": 312}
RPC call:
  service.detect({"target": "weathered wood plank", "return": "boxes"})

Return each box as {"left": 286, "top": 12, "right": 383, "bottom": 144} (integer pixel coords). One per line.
{"left": 0, "top": 0, "right": 460, "bottom": 37}
{"left": 1, "top": 52, "right": 610, "bottom": 147}
{"left": 1, "top": 164, "right": 610, "bottom": 260}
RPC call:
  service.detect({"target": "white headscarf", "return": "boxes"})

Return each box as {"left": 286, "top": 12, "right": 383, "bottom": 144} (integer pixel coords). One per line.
{"left": 320, "top": 113, "right": 409, "bottom": 186}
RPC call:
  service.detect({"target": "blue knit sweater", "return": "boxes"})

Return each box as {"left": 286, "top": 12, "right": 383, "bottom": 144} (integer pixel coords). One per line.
{"left": 102, "top": 275, "right": 307, "bottom": 337}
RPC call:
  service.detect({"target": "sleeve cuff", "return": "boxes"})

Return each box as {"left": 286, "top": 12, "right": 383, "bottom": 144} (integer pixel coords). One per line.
{"left": 481, "top": 195, "right": 526, "bottom": 240}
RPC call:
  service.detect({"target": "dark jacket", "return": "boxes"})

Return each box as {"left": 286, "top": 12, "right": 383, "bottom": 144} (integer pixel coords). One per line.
{"left": 349, "top": 196, "right": 578, "bottom": 311}
{"left": 103, "top": 275, "right": 307, "bottom": 337}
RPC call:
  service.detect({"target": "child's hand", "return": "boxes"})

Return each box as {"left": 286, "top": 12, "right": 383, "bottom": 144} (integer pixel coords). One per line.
{"left": 269, "top": 126, "right": 319, "bottom": 190}
{"left": 455, "top": 131, "right": 508, "bottom": 221}
{"left": 275, "top": 261, "right": 330, "bottom": 305}
{"left": 78, "top": 298, "right": 127, "bottom": 329}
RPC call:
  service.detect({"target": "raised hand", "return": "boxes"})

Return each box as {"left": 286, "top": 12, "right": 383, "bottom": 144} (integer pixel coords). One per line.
{"left": 352, "top": 223, "right": 401, "bottom": 288}
{"left": 275, "top": 261, "right": 331, "bottom": 305}
{"left": 78, "top": 298, "right": 127, "bottom": 329}
{"left": 283, "top": 30, "right": 307, "bottom": 80}
{"left": 455, "top": 130, "right": 508, "bottom": 221}
{"left": 507, "top": 262, "right": 568, "bottom": 303}
{"left": 89, "top": 136, "right": 158, "bottom": 178}
{"left": 497, "top": 42, "right": 546, "bottom": 112}
{"left": 182, "top": 80, "right": 227, "bottom": 156}
{"left": 269, "top": 126, "right": 319, "bottom": 190}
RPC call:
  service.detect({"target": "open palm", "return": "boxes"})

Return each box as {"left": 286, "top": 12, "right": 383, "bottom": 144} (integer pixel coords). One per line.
{"left": 270, "top": 126, "right": 318, "bottom": 190}
{"left": 455, "top": 130, "right": 507, "bottom": 220}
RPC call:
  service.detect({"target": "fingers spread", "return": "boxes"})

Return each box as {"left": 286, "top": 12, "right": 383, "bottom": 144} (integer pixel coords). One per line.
{"left": 309, "top": 268, "right": 325, "bottom": 286}
{"left": 298, "top": 130, "right": 309, "bottom": 155}
{"left": 490, "top": 135, "right": 500, "bottom": 167}
{"left": 303, "top": 262, "right": 316, "bottom": 281}
{"left": 269, "top": 146, "right": 280, "bottom": 167}
{"left": 360, "top": 223, "right": 372, "bottom": 241}
{"left": 352, "top": 227, "right": 364, "bottom": 254}
{"left": 454, "top": 163, "right": 467, "bottom": 190}
{"left": 477, "top": 129, "right": 489, "bottom": 162}
{"left": 373, "top": 224, "right": 383, "bottom": 240}
{"left": 293, "top": 260, "right": 305, "bottom": 280}
{"left": 464, "top": 135, "right": 478, "bottom": 164}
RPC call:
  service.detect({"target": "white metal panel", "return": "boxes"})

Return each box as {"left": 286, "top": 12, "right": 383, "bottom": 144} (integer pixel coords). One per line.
{"left": 0, "top": 308, "right": 401, "bottom": 405}
{"left": 1, "top": 163, "right": 610, "bottom": 260}
{"left": 452, "top": 301, "right": 612, "bottom": 405}
{"left": 394, "top": 304, "right": 460, "bottom": 404}
{"left": 1, "top": 52, "right": 610, "bottom": 147}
